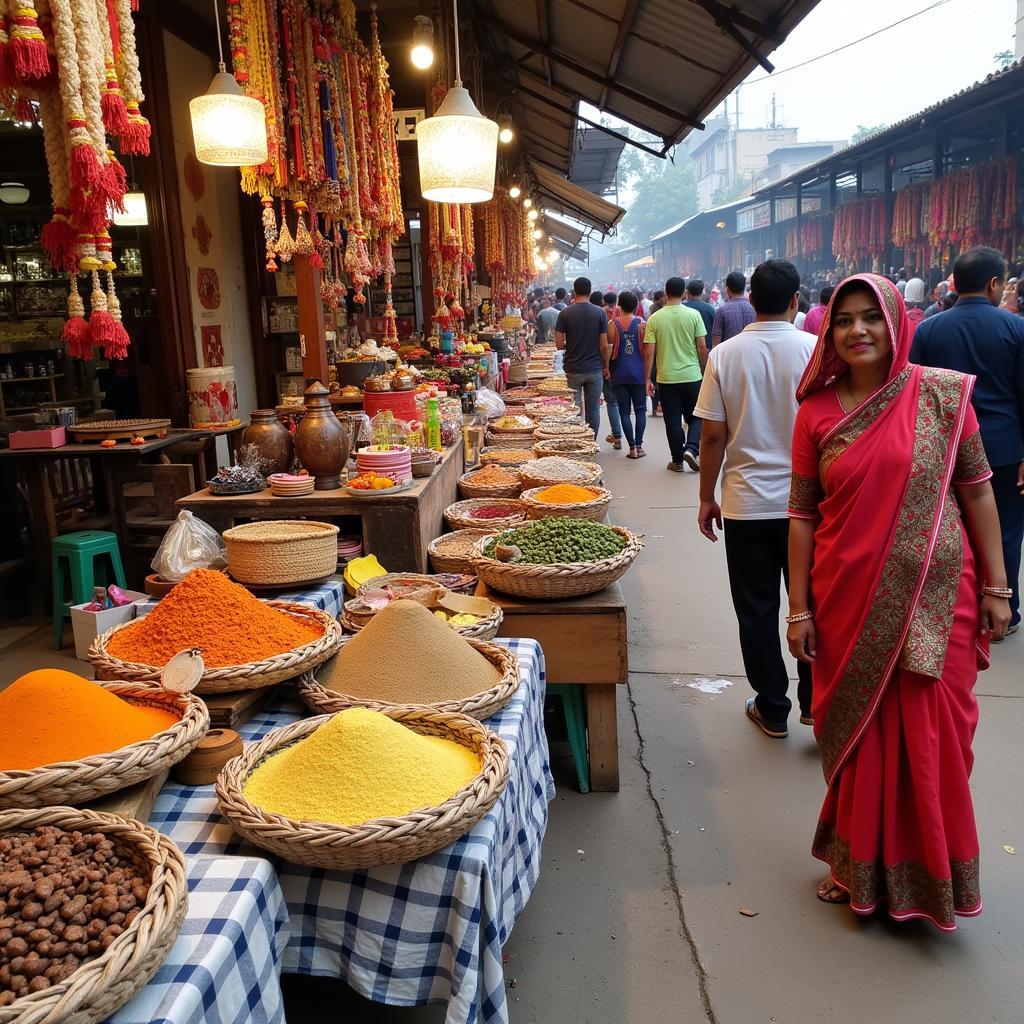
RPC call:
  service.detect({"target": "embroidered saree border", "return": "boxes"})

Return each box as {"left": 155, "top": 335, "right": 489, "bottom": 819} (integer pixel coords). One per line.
{"left": 813, "top": 821, "right": 981, "bottom": 928}
{"left": 952, "top": 431, "right": 991, "bottom": 484}
{"left": 818, "top": 368, "right": 969, "bottom": 781}
{"left": 788, "top": 472, "right": 822, "bottom": 518}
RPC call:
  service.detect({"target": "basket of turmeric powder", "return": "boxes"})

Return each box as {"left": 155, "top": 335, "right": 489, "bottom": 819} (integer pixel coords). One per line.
{"left": 0, "top": 670, "right": 209, "bottom": 809}
{"left": 520, "top": 484, "right": 613, "bottom": 522}
{"left": 457, "top": 465, "right": 523, "bottom": 499}
{"left": 88, "top": 569, "right": 344, "bottom": 695}
{"left": 215, "top": 706, "right": 509, "bottom": 870}
{"left": 0, "top": 805, "right": 187, "bottom": 1023}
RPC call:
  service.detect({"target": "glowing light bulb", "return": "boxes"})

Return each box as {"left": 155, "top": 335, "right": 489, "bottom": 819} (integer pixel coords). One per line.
{"left": 508, "top": 185, "right": 521, "bottom": 199}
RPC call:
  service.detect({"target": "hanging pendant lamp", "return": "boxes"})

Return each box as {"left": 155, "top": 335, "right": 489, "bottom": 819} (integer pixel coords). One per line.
{"left": 189, "top": 0, "right": 268, "bottom": 166}
{"left": 416, "top": 0, "right": 498, "bottom": 203}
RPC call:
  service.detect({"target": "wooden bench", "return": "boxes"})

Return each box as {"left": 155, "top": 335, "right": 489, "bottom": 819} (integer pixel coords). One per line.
{"left": 475, "top": 580, "right": 627, "bottom": 792}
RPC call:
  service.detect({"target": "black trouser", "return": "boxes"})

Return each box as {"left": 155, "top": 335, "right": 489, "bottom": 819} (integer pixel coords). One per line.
{"left": 657, "top": 381, "right": 702, "bottom": 462}
{"left": 723, "top": 518, "right": 812, "bottom": 724}
{"left": 991, "top": 462, "right": 1024, "bottom": 626}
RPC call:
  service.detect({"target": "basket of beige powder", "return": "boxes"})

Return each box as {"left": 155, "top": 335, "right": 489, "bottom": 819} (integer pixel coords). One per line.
{"left": 298, "top": 599, "right": 520, "bottom": 721}
{"left": 532, "top": 437, "right": 600, "bottom": 462}
{"left": 215, "top": 705, "right": 509, "bottom": 870}
{"left": 223, "top": 520, "right": 340, "bottom": 586}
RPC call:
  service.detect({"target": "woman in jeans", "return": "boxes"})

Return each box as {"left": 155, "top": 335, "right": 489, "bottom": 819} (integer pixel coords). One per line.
{"left": 606, "top": 291, "right": 648, "bottom": 458}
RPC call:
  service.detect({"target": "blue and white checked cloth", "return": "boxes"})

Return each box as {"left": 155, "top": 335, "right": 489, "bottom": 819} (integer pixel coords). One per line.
{"left": 136, "top": 578, "right": 346, "bottom": 620}
{"left": 110, "top": 855, "right": 289, "bottom": 1024}
{"left": 147, "top": 639, "right": 553, "bottom": 1024}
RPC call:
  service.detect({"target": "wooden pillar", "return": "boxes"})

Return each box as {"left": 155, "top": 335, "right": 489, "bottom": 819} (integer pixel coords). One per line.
{"left": 795, "top": 181, "right": 803, "bottom": 262}
{"left": 294, "top": 253, "right": 330, "bottom": 384}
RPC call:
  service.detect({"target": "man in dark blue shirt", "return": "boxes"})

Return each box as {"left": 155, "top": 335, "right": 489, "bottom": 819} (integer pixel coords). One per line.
{"left": 683, "top": 279, "right": 716, "bottom": 339}
{"left": 911, "top": 246, "right": 1024, "bottom": 634}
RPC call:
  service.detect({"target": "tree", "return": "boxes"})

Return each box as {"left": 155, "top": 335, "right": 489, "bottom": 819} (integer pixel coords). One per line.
{"left": 851, "top": 123, "right": 888, "bottom": 145}
{"left": 994, "top": 50, "right": 1014, "bottom": 70}
{"left": 617, "top": 154, "right": 699, "bottom": 246}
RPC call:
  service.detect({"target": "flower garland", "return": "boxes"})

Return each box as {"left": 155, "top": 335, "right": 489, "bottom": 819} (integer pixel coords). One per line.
{"left": 831, "top": 196, "right": 887, "bottom": 268}
{"left": 478, "top": 187, "right": 535, "bottom": 317}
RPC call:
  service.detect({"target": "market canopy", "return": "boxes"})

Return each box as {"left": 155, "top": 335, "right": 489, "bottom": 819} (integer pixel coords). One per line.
{"left": 549, "top": 235, "right": 589, "bottom": 261}
{"left": 624, "top": 254, "right": 655, "bottom": 270}
{"left": 473, "top": 0, "right": 822, "bottom": 158}
{"left": 544, "top": 218, "right": 585, "bottom": 249}
{"left": 569, "top": 128, "right": 626, "bottom": 196}
{"left": 528, "top": 158, "right": 626, "bottom": 236}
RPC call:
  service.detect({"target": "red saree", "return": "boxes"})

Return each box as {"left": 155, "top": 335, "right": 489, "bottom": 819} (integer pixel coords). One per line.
{"left": 789, "top": 274, "right": 992, "bottom": 930}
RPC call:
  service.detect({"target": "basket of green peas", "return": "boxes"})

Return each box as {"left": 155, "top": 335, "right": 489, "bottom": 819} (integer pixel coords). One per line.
{"left": 471, "top": 517, "right": 642, "bottom": 598}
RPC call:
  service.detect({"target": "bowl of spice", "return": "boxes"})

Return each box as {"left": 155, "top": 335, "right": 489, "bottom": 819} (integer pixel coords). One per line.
{"left": 0, "top": 806, "right": 186, "bottom": 1019}
{"left": 428, "top": 530, "right": 494, "bottom": 575}
{"left": 304, "top": 599, "right": 518, "bottom": 718}
{"left": 458, "top": 465, "right": 523, "bottom": 499}
{"left": 532, "top": 437, "right": 601, "bottom": 462}
{"left": 520, "top": 484, "right": 613, "bottom": 522}
{"left": 479, "top": 447, "right": 537, "bottom": 467}
{"left": 444, "top": 498, "right": 528, "bottom": 532}
{"left": 89, "top": 569, "right": 344, "bottom": 694}
{"left": 0, "top": 670, "right": 209, "bottom": 809}
{"left": 215, "top": 706, "right": 509, "bottom": 870}
{"left": 472, "top": 518, "right": 643, "bottom": 599}
{"left": 518, "top": 457, "right": 602, "bottom": 490}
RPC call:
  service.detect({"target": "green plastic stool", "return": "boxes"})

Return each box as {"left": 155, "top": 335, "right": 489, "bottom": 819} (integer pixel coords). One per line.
{"left": 52, "top": 530, "right": 126, "bottom": 650}
{"left": 549, "top": 684, "right": 590, "bottom": 794}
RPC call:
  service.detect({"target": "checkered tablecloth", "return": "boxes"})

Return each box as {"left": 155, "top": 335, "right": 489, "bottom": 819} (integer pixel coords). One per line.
{"left": 136, "top": 577, "right": 346, "bottom": 620}
{"left": 147, "top": 639, "right": 553, "bottom": 1024}
{"left": 109, "top": 855, "right": 289, "bottom": 1024}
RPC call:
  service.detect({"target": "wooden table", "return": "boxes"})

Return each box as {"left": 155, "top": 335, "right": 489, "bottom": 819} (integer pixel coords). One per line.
{"left": 0, "top": 430, "right": 199, "bottom": 590}
{"left": 475, "top": 580, "right": 627, "bottom": 792}
{"left": 178, "top": 443, "right": 465, "bottom": 573}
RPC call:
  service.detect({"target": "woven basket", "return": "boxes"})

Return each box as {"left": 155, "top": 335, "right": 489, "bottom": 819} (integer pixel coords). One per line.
{"left": 520, "top": 485, "right": 613, "bottom": 522}
{"left": 297, "top": 638, "right": 517, "bottom": 719}
{"left": 534, "top": 422, "right": 589, "bottom": 440}
{"left": 479, "top": 447, "right": 537, "bottom": 467}
{"left": 471, "top": 525, "right": 643, "bottom": 599}
{"left": 215, "top": 708, "right": 509, "bottom": 869}
{"left": 358, "top": 572, "right": 478, "bottom": 597}
{"left": 0, "top": 806, "right": 187, "bottom": 1024}
{"left": 90, "top": 603, "right": 344, "bottom": 694}
{"left": 518, "top": 460, "right": 602, "bottom": 490}
{"left": 506, "top": 363, "right": 528, "bottom": 385}
{"left": 0, "top": 684, "right": 209, "bottom": 809}
{"left": 428, "top": 530, "right": 493, "bottom": 574}
{"left": 484, "top": 432, "right": 535, "bottom": 450}
{"left": 487, "top": 418, "right": 536, "bottom": 433}
{"left": 444, "top": 498, "right": 528, "bottom": 532}
{"left": 501, "top": 388, "right": 540, "bottom": 405}
{"left": 341, "top": 598, "right": 502, "bottom": 641}
{"left": 533, "top": 437, "right": 601, "bottom": 461}
{"left": 223, "top": 520, "right": 340, "bottom": 586}
{"left": 525, "top": 402, "right": 579, "bottom": 420}
{"left": 457, "top": 469, "right": 522, "bottom": 499}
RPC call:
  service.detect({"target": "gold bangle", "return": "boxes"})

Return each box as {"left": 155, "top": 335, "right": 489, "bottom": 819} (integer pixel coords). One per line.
{"left": 785, "top": 610, "right": 814, "bottom": 624}
{"left": 982, "top": 586, "right": 1013, "bottom": 599}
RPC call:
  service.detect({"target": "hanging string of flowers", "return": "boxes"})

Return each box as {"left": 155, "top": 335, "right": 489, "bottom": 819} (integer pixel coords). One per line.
{"left": 478, "top": 187, "right": 535, "bottom": 318}
{"left": 0, "top": 0, "right": 145, "bottom": 360}
{"left": 799, "top": 216, "right": 826, "bottom": 260}
{"left": 831, "top": 196, "right": 887, "bottom": 268}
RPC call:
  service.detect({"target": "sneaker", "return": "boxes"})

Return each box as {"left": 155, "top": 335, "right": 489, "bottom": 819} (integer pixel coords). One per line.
{"left": 799, "top": 714, "right": 814, "bottom": 726}
{"left": 667, "top": 461, "right": 685, "bottom": 473}
{"left": 682, "top": 451, "right": 700, "bottom": 472}
{"left": 745, "top": 698, "right": 788, "bottom": 739}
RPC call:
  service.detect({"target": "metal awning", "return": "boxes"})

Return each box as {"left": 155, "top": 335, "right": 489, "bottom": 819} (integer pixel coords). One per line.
{"left": 544, "top": 218, "right": 585, "bottom": 248}
{"left": 549, "top": 235, "right": 589, "bottom": 261}
{"left": 624, "top": 254, "right": 655, "bottom": 269}
{"left": 569, "top": 128, "right": 626, "bottom": 195}
{"left": 528, "top": 158, "right": 626, "bottom": 235}
{"left": 472, "top": 0, "right": 821, "bottom": 161}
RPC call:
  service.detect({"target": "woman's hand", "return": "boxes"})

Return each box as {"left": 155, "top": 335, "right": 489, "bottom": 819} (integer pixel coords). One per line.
{"left": 787, "top": 620, "right": 816, "bottom": 663}
{"left": 979, "top": 594, "right": 1012, "bottom": 641}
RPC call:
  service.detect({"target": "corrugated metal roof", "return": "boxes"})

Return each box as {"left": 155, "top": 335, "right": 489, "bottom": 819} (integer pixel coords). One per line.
{"left": 545, "top": 218, "right": 585, "bottom": 248}
{"left": 569, "top": 128, "right": 626, "bottom": 195}
{"left": 529, "top": 158, "right": 626, "bottom": 234}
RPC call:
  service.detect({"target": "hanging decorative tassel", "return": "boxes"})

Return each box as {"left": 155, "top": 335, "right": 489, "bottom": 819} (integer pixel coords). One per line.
{"left": 87, "top": 268, "right": 116, "bottom": 349}
{"left": 261, "top": 195, "right": 278, "bottom": 272}
{"left": 275, "top": 198, "right": 295, "bottom": 263}
{"left": 96, "top": 0, "right": 129, "bottom": 134}
{"left": 0, "top": 6, "right": 12, "bottom": 90}
{"left": 40, "top": 207, "right": 76, "bottom": 272}
{"left": 104, "top": 270, "right": 130, "bottom": 359}
{"left": 62, "top": 274, "right": 92, "bottom": 359}
{"left": 101, "top": 147, "right": 127, "bottom": 213}
{"left": 293, "top": 200, "right": 314, "bottom": 255}
{"left": 111, "top": 0, "right": 150, "bottom": 154}
{"left": 9, "top": 1, "right": 49, "bottom": 82}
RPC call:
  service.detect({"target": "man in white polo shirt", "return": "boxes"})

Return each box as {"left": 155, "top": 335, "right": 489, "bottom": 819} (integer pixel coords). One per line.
{"left": 693, "top": 258, "right": 814, "bottom": 740}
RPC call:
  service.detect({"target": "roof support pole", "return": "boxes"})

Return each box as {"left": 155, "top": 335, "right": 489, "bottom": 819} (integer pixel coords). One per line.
{"left": 692, "top": 0, "right": 775, "bottom": 73}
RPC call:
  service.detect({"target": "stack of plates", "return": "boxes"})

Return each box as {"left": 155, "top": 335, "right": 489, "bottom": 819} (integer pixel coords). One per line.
{"left": 338, "top": 535, "right": 363, "bottom": 563}
{"left": 356, "top": 445, "right": 412, "bottom": 483}
{"left": 269, "top": 472, "right": 315, "bottom": 496}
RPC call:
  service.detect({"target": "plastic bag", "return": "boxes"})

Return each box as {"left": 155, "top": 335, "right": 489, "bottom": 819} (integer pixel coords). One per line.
{"left": 151, "top": 510, "right": 227, "bottom": 582}
{"left": 474, "top": 387, "right": 505, "bottom": 419}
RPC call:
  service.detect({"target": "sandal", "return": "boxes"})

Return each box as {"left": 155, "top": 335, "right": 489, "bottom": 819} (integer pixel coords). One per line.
{"left": 816, "top": 879, "right": 849, "bottom": 904}
{"left": 636, "top": 447, "right": 647, "bottom": 458}
{"left": 627, "top": 448, "right": 640, "bottom": 459}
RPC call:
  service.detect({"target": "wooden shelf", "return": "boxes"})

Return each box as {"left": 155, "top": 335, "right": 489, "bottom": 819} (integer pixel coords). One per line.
{"left": 0, "top": 374, "right": 63, "bottom": 384}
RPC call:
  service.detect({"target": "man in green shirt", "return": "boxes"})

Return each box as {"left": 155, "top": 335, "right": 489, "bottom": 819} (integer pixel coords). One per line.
{"left": 644, "top": 276, "right": 708, "bottom": 472}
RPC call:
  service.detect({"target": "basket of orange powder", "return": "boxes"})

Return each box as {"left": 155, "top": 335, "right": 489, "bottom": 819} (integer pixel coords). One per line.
{"left": 0, "top": 669, "right": 209, "bottom": 809}
{"left": 89, "top": 569, "right": 344, "bottom": 695}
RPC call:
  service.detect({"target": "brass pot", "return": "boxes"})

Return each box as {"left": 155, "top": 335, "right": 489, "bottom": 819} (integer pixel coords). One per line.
{"left": 241, "top": 408, "right": 293, "bottom": 475}
{"left": 294, "top": 382, "right": 355, "bottom": 489}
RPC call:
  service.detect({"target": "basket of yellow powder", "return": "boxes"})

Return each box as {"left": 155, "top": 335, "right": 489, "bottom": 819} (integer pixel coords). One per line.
{"left": 216, "top": 706, "right": 509, "bottom": 869}
{"left": 298, "top": 599, "right": 520, "bottom": 721}
{"left": 0, "top": 669, "right": 209, "bottom": 808}
{"left": 520, "top": 484, "right": 613, "bottom": 522}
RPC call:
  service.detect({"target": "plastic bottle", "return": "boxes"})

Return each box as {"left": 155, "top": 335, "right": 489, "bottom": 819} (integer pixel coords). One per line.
{"left": 425, "top": 399, "right": 442, "bottom": 451}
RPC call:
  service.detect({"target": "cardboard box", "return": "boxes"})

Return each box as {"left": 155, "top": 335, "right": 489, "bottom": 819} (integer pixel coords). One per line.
{"left": 9, "top": 426, "right": 66, "bottom": 449}
{"left": 69, "top": 589, "right": 148, "bottom": 661}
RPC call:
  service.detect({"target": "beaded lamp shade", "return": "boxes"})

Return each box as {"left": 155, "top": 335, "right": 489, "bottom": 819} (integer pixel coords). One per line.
{"left": 190, "top": 70, "right": 269, "bottom": 167}
{"left": 417, "top": 86, "right": 498, "bottom": 204}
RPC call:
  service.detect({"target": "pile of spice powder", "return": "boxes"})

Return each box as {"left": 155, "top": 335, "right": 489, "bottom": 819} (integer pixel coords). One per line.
{"left": 242, "top": 707, "right": 481, "bottom": 826}
{"left": 319, "top": 599, "right": 500, "bottom": 703}
{"left": 0, "top": 670, "right": 178, "bottom": 770}
{"left": 106, "top": 568, "right": 323, "bottom": 667}
{"left": 466, "top": 465, "right": 519, "bottom": 487}
{"left": 534, "top": 484, "right": 599, "bottom": 504}
{"left": 467, "top": 502, "right": 523, "bottom": 520}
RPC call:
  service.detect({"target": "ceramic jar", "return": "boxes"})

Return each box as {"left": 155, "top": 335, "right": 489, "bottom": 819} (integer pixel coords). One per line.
{"left": 293, "top": 381, "right": 356, "bottom": 489}
{"left": 241, "top": 409, "right": 293, "bottom": 475}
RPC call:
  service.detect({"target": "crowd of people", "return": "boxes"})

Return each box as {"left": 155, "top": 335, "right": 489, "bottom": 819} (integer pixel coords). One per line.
{"left": 535, "top": 245, "right": 1023, "bottom": 933}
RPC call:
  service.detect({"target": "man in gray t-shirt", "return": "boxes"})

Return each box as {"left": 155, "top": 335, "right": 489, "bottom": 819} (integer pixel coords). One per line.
{"left": 555, "top": 276, "right": 609, "bottom": 439}
{"left": 536, "top": 300, "right": 559, "bottom": 343}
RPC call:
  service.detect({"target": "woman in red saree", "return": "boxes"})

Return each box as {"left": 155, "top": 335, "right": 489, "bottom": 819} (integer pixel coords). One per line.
{"left": 786, "top": 273, "right": 1011, "bottom": 930}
